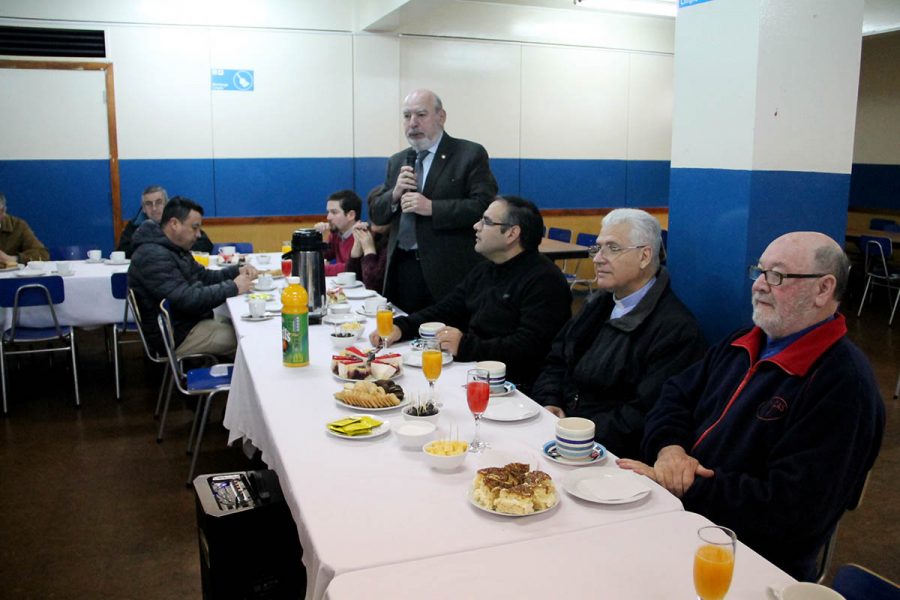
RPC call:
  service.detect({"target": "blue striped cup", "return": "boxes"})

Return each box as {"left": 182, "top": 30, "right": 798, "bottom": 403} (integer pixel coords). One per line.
{"left": 555, "top": 417, "right": 595, "bottom": 460}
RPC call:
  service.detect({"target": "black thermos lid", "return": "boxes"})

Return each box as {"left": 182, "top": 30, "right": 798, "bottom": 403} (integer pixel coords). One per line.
{"left": 291, "top": 228, "right": 325, "bottom": 251}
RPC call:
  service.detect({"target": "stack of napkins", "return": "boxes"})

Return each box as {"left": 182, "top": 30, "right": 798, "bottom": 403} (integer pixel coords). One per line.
{"left": 327, "top": 416, "right": 382, "bottom": 436}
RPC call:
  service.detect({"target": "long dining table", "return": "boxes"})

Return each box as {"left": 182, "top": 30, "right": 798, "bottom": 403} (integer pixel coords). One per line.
{"left": 222, "top": 279, "right": 688, "bottom": 599}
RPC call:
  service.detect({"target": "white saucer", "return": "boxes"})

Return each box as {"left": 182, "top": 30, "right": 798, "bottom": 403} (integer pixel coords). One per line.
{"left": 84, "top": 258, "right": 103, "bottom": 264}
{"left": 240, "top": 314, "right": 276, "bottom": 322}
{"left": 490, "top": 382, "right": 516, "bottom": 397}
{"left": 103, "top": 259, "right": 130, "bottom": 265}
{"left": 253, "top": 284, "right": 277, "bottom": 292}
{"left": 343, "top": 287, "right": 375, "bottom": 300}
{"left": 330, "top": 280, "right": 362, "bottom": 289}
{"left": 16, "top": 269, "right": 53, "bottom": 277}
{"left": 482, "top": 397, "right": 539, "bottom": 422}
{"left": 561, "top": 467, "right": 652, "bottom": 504}
{"left": 541, "top": 440, "right": 607, "bottom": 466}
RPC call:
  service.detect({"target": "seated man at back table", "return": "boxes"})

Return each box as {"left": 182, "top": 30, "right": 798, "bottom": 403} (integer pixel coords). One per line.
{"left": 128, "top": 196, "right": 257, "bottom": 358}
{"left": 530, "top": 208, "right": 706, "bottom": 458}
{"left": 117, "top": 185, "right": 213, "bottom": 258}
{"left": 618, "top": 232, "right": 885, "bottom": 581}
{"left": 371, "top": 195, "right": 571, "bottom": 394}
{"left": 314, "top": 189, "right": 361, "bottom": 277}
{"left": 0, "top": 192, "right": 49, "bottom": 265}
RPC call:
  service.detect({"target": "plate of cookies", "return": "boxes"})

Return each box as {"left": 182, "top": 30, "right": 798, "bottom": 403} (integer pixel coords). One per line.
{"left": 468, "top": 462, "right": 560, "bottom": 517}
{"left": 333, "top": 379, "right": 409, "bottom": 412}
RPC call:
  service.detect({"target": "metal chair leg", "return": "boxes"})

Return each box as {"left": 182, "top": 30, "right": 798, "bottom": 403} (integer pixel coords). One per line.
{"left": 112, "top": 325, "right": 122, "bottom": 401}
{"left": 186, "top": 390, "right": 224, "bottom": 486}
{"left": 154, "top": 368, "right": 170, "bottom": 419}
{"left": 156, "top": 374, "right": 175, "bottom": 443}
{"left": 1, "top": 340, "right": 7, "bottom": 415}
{"left": 890, "top": 287, "right": 900, "bottom": 326}
{"left": 894, "top": 371, "right": 900, "bottom": 400}
{"left": 857, "top": 276, "right": 872, "bottom": 317}
{"left": 70, "top": 329, "right": 80, "bottom": 408}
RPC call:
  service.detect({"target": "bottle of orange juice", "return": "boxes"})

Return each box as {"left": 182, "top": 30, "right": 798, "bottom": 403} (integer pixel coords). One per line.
{"left": 281, "top": 276, "right": 309, "bottom": 367}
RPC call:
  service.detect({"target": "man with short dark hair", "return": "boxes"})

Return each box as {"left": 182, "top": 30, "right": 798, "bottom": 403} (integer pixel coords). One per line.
{"left": 314, "top": 189, "right": 361, "bottom": 276}
{"left": 117, "top": 186, "right": 213, "bottom": 258}
{"left": 371, "top": 196, "right": 571, "bottom": 393}
{"left": 0, "top": 192, "right": 49, "bottom": 264}
{"left": 128, "top": 197, "right": 257, "bottom": 357}
{"left": 618, "top": 232, "right": 885, "bottom": 581}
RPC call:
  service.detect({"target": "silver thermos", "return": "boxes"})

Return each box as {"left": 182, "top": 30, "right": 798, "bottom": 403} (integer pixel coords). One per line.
{"left": 290, "top": 228, "right": 327, "bottom": 317}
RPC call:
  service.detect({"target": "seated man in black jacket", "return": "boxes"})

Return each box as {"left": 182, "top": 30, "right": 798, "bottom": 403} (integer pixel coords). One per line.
{"left": 531, "top": 208, "right": 706, "bottom": 458}
{"left": 370, "top": 195, "right": 571, "bottom": 394}
{"left": 128, "top": 197, "right": 256, "bottom": 358}
{"left": 117, "top": 185, "right": 213, "bottom": 258}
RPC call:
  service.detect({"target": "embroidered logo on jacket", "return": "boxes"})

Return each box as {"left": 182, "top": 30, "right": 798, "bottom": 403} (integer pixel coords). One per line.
{"left": 756, "top": 396, "right": 788, "bottom": 421}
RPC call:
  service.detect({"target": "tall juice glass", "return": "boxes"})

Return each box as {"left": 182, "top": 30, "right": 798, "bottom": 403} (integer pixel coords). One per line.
{"left": 466, "top": 368, "right": 490, "bottom": 453}
{"left": 281, "top": 258, "right": 293, "bottom": 278}
{"left": 376, "top": 303, "right": 393, "bottom": 352}
{"left": 192, "top": 252, "right": 210, "bottom": 267}
{"left": 281, "top": 241, "right": 292, "bottom": 255}
{"left": 421, "top": 339, "right": 442, "bottom": 401}
{"left": 693, "top": 526, "right": 736, "bottom": 600}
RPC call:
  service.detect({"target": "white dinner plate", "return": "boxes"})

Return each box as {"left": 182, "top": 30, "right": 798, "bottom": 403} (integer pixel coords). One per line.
{"left": 482, "top": 397, "right": 539, "bottom": 422}
{"left": 561, "top": 467, "right": 652, "bottom": 504}
{"left": 0, "top": 264, "right": 24, "bottom": 272}
{"left": 16, "top": 269, "right": 54, "bottom": 277}
{"left": 402, "top": 350, "right": 453, "bottom": 368}
{"left": 333, "top": 397, "right": 410, "bottom": 412}
{"left": 325, "top": 416, "right": 392, "bottom": 440}
{"left": 103, "top": 259, "right": 130, "bottom": 265}
{"left": 541, "top": 440, "right": 607, "bottom": 466}
{"left": 467, "top": 488, "right": 559, "bottom": 518}
{"left": 343, "top": 287, "right": 375, "bottom": 299}
{"left": 240, "top": 314, "right": 276, "bottom": 322}
{"left": 322, "top": 314, "right": 366, "bottom": 326}
{"left": 355, "top": 307, "right": 399, "bottom": 318}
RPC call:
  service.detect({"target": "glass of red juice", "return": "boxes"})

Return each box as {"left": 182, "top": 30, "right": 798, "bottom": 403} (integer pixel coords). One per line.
{"left": 281, "top": 258, "right": 292, "bottom": 278}
{"left": 466, "top": 368, "right": 490, "bottom": 453}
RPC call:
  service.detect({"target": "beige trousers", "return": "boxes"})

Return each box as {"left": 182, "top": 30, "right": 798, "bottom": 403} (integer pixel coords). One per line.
{"left": 175, "top": 318, "right": 237, "bottom": 358}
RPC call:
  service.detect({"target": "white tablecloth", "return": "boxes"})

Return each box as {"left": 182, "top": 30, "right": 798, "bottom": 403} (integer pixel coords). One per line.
{"left": 324, "top": 511, "right": 795, "bottom": 599}
{"left": 0, "top": 260, "right": 130, "bottom": 328}
{"left": 222, "top": 292, "right": 685, "bottom": 600}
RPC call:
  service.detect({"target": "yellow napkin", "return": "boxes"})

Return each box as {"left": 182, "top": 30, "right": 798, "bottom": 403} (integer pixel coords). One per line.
{"left": 327, "top": 416, "right": 382, "bottom": 436}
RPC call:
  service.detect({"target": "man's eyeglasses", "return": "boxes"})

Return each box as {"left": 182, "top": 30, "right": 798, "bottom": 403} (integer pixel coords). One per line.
{"left": 588, "top": 243, "right": 646, "bottom": 259}
{"left": 748, "top": 265, "right": 827, "bottom": 286}
{"left": 479, "top": 216, "right": 513, "bottom": 228}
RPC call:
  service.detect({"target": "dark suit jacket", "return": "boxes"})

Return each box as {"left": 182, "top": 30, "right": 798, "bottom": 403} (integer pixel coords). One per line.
{"left": 368, "top": 132, "right": 498, "bottom": 301}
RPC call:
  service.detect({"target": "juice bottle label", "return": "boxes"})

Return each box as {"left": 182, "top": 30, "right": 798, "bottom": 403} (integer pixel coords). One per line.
{"left": 282, "top": 312, "right": 309, "bottom": 367}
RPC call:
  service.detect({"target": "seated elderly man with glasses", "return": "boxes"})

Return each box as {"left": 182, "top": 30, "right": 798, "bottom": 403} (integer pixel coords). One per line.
{"left": 618, "top": 231, "right": 884, "bottom": 581}
{"left": 532, "top": 208, "right": 706, "bottom": 458}
{"left": 371, "top": 195, "right": 571, "bottom": 394}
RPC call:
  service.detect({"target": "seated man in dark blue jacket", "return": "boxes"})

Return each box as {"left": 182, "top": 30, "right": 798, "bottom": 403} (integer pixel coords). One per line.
{"left": 128, "top": 197, "right": 257, "bottom": 358}
{"left": 531, "top": 208, "right": 706, "bottom": 458}
{"left": 618, "top": 231, "right": 885, "bottom": 582}
{"left": 370, "top": 195, "right": 571, "bottom": 394}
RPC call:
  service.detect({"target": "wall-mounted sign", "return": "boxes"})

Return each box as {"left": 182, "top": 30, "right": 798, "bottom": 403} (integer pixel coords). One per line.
{"left": 211, "top": 69, "right": 254, "bottom": 91}
{"left": 679, "top": 0, "right": 714, "bottom": 6}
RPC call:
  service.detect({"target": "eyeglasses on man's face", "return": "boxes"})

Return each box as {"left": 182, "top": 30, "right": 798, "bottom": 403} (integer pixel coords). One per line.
{"left": 588, "top": 243, "right": 647, "bottom": 259}
{"left": 479, "top": 215, "right": 513, "bottom": 228}
{"left": 748, "top": 265, "right": 827, "bottom": 286}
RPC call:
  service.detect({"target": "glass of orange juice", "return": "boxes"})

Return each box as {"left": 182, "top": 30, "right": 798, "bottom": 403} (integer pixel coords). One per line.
{"left": 281, "top": 240, "right": 292, "bottom": 255}
{"left": 192, "top": 251, "right": 210, "bottom": 267}
{"left": 375, "top": 303, "right": 394, "bottom": 351}
{"left": 421, "top": 339, "right": 443, "bottom": 401}
{"left": 693, "top": 526, "right": 736, "bottom": 600}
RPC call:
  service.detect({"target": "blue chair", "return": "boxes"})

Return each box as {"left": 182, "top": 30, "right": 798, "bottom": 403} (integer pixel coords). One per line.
{"left": 856, "top": 235, "right": 900, "bottom": 325}
{"left": 109, "top": 273, "right": 142, "bottom": 401}
{"left": 869, "top": 218, "right": 898, "bottom": 231}
{"left": 0, "top": 276, "right": 79, "bottom": 414}
{"left": 212, "top": 242, "right": 253, "bottom": 255}
{"left": 125, "top": 288, "right": 172, "bottom": 419}
{"left": 157, "top": 299, "right": 232, "bottom": 484}
{"left": 832, "top": 564, "right": 900, "bottom": 600}
{"left": 547, "top": 227, "right": 572, "bottom": 243}
{"left": 660, "top": 229, "right": 668, "bottom": 265}
{"left": 567, "top": 232, "right": 598, "bottom": 292}
{"left": 49, "top": 245, "right": 99, "bottom": 261}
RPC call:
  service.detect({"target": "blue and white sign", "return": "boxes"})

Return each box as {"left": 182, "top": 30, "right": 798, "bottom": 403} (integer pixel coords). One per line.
{"left": 679, "top": 0, "right": 714, "bottom": 6}
{"left": 211, "top": 69, "right": 254, "bottom": 92}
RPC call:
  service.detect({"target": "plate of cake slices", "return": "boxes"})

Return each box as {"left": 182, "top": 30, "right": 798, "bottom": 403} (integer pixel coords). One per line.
{"left": 331, "top": 346, "right": 403, "bottom": 381}
{"left": 468, "top": 462, "right": 560, "bottom": 517}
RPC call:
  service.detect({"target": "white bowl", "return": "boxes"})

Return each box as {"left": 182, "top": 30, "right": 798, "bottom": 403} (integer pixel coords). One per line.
{"left": 394, "top": 421, "right": 436, "bottom": 448}
{"left": 330, "top": 332, "right": 360, "bottom": 349}
{"left": 422, "top": 440, "right": 469, "bottom": 471}
{"left": 256, "top": 254, "right": 271, "bottom": 264}
{"left": 402, "top": 406, "right": 440, "bottom": 424}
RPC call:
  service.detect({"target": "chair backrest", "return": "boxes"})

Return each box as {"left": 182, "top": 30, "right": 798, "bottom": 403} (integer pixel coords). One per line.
{"left": 859, "top": 236, "right": 893, "bottom": 274}
{"left": 832, "top": 564, "right": 900, "bottom": 600}
{"left": 575, "top": 232, "right": 595, "bottom": 247}
{"left": 126, "top": 288, "right": 165, "bottom": 362}
{"left": 547, "top": 227, "right": 572, "bottom": 243}
{"left": 157, "top": 299, "right": 190, "bottom": 394}
{"left": 212, "top": 242, "right": 253, "bottom": 254}
{"left": 49, "top": 245, "right": 99, "bottom": 261}
{"left": 0, "top": 276, "right": 66, "bottom": 339}
{"left": 110, "top": 272, "right": 133, "bottom": 327}
{"left": 869, "top": 218, "right": 898, "bottom": 231}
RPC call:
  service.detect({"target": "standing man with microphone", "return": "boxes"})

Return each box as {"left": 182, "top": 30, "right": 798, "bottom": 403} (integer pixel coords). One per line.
{"left": 368, "top": 89, "right": 498, "bottom": 313}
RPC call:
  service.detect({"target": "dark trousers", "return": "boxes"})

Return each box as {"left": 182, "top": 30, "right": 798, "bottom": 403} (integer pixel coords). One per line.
{"left": 385, "top": 248, "right": 434, "bottom": 314}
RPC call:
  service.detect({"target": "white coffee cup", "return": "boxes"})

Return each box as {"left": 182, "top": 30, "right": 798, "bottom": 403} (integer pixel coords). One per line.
{"left": 328, "top": 302, "right": 351, "bottom": 315}
{"left": 364, "top": 295, "right": 386, "bottom": 313}
{"left": 257, "top": 273, "right": 274, "bottom": 289}
{"left": 87, "top": 249, "right": 101, "bottom": 262}
{"left": 256, "top": 254, "right": 271, "bottom": 265}
{"left": 57, "top": 263, "right": 74, "bottom": 276}
{"left": 419, "top": 322, "right": 445, "bottom": 339}
{"left": 249, "top": 298, "right": 267, "bottom": 318}
{"left": 779, "top": 583, "right": 845, "bottom": 600}
{"left": 336, "top": 271, "right": 356, "bottom": 286}
{"left": 475, "top": 360, "right": 506, "bottom": 392}
{"left": 218, "top": 246, "right": 236, "bottom": 259}
{"left": 110, "top": 251, "right": 126, "bottom": 263}
{"left": 27, "top": 260, "right": 47, "bottom": 273}
{"left": 555, "top": 417, "right": 596, "bottom": 460}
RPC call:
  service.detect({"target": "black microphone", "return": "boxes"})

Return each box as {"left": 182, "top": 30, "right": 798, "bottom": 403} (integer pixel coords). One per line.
{"left": 404, "top": 148, "right": 418, "bottom": 193}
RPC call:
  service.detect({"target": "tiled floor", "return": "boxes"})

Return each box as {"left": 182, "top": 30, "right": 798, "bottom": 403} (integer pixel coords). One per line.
{"left": 0, "top": 302, "right": 897, "bottom": 598}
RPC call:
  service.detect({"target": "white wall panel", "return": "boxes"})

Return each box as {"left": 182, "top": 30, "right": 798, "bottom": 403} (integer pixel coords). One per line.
{"left": 400, "top": 38, "right": 521, "bottom": 158}
{"left": 0, "top": 68, "right": 108, "bottom": 160}
{"left": 110, "top": 25, "right": 214, "bottom": 159}
{"left": 209, "top": 30, "right": 353, "bottom": 158}
{"left": 520, "top": 45, "right": 629, "bottom": 160}
{"left": 353, "top": 35, "right": 401, "bottom": 156}
{"left": 853, "top": 32, "right": 900, "bottom": 164}
{"left": 627, "top": 53, "right": 673, "bottom": 161}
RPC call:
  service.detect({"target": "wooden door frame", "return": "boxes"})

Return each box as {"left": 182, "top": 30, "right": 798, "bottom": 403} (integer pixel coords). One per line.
{"left": 0, "top": 59, "right": 122, "bottom": 240}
